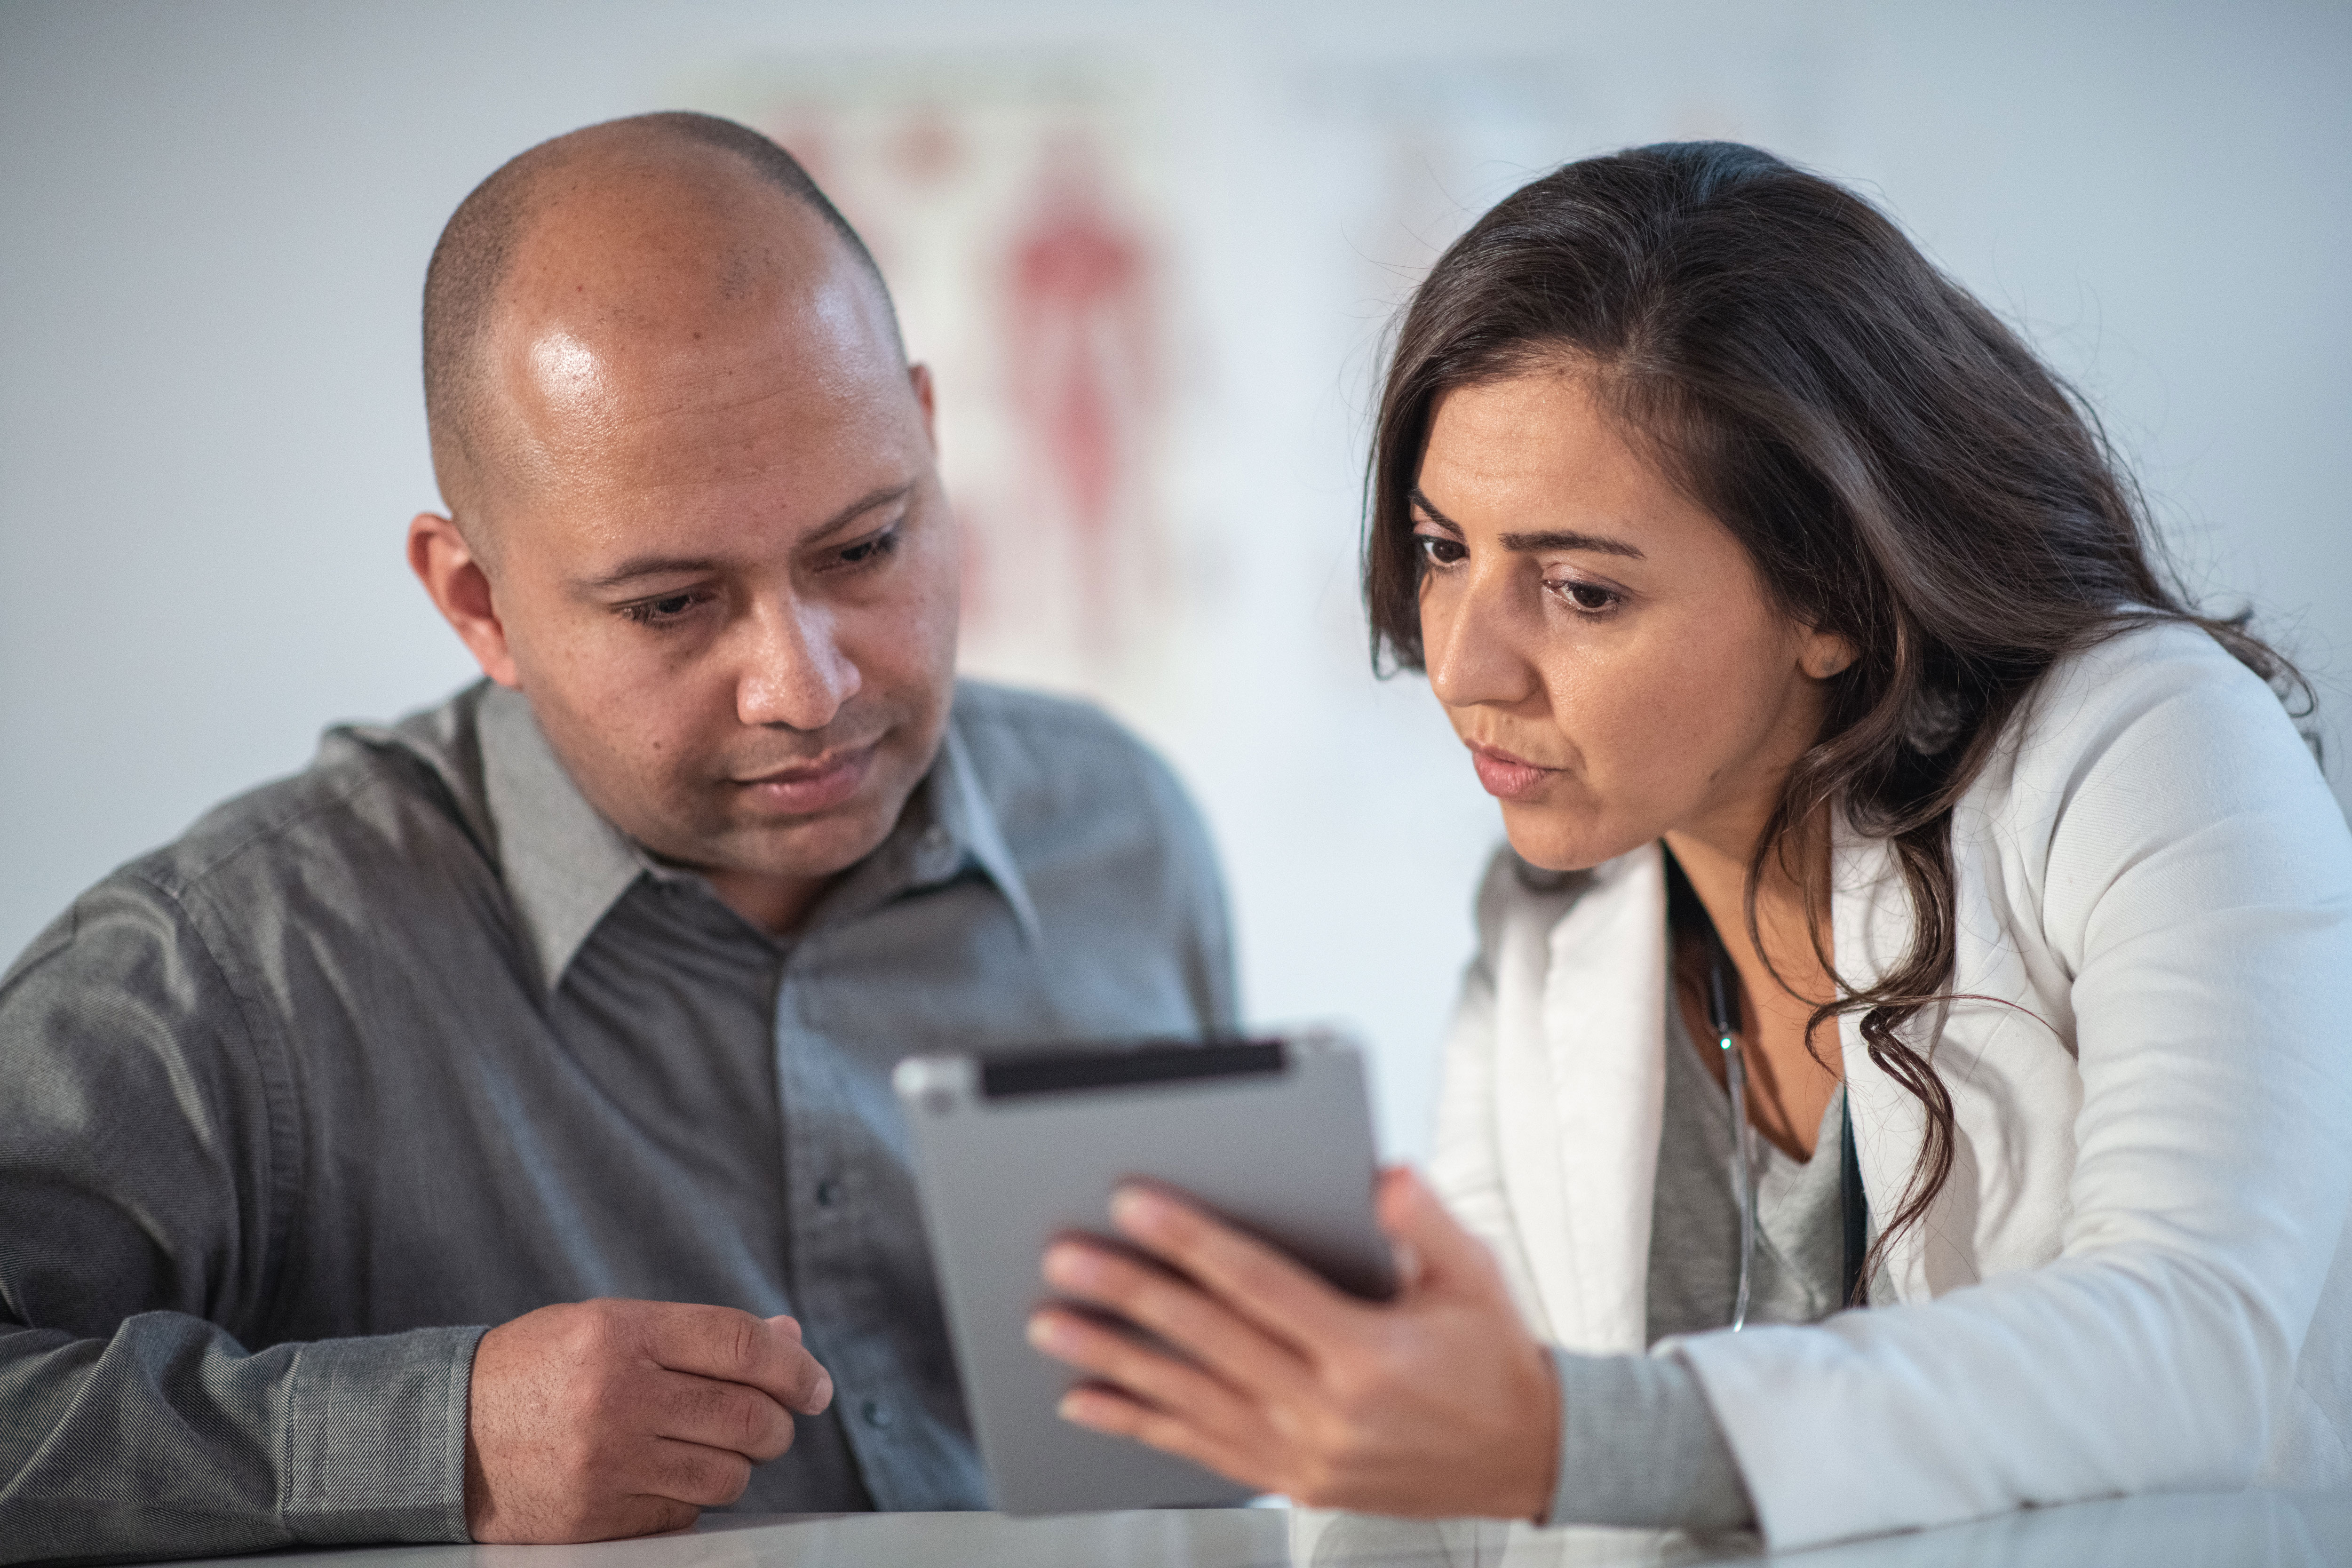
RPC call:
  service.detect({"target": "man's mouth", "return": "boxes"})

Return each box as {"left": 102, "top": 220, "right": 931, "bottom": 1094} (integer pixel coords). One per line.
{"left": 732, "top": 742, "right": 881, "bottom": 816}
{"left": 1467, "top": 741, "right": 1558, "bottom": 802}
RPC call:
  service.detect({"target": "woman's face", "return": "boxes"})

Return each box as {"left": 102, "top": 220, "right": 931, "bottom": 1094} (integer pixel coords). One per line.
{"left": 1413, "top": 369, "right": 1851, "bottom": 872}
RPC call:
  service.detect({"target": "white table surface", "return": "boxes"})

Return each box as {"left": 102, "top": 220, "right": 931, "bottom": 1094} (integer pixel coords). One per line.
{"left": 144, "top": 1487, "right": 2352, "bottom": 1568}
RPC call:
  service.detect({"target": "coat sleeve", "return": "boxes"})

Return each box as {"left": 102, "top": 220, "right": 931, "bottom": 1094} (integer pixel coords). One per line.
{"left": 0, "top": 878, "right": 480, "bottom": 1564}
{"left": 1676, "top": 633, "right": 2352, "bottom": 1550}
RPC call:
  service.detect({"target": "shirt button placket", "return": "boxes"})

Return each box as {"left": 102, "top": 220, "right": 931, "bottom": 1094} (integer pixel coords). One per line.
{"left": 775, "top": 965, "right": 905, "bottom": 1504}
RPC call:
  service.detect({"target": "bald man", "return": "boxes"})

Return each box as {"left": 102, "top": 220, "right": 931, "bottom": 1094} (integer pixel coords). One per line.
{"left": 0, "top": 114, "right": 1235, "bottom": 1562}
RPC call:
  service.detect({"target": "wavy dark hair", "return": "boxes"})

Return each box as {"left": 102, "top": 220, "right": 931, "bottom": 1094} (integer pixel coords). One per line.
{"left": 1364, "top": 142, "right": 2307, "bottom": 1290}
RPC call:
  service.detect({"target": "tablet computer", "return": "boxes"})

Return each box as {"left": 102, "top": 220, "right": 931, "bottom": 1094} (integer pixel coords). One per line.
{"left": 893, "top": 1032, "right": 1394, "bottom": 1515}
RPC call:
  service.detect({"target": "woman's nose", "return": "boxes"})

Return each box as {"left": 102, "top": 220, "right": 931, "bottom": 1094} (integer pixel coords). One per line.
{"left": 1422, "top": 570, "right": 1540, "bottom": 712}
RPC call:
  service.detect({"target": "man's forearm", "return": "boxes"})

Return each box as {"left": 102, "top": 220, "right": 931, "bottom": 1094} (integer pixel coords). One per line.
{"left": 0, "top": 1315, "right": 483, "bottom": 1565}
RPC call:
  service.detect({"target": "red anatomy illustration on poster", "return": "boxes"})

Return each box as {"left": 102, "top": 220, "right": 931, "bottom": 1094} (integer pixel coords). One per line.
{"left": 1003, "top": 134, "right": 1159, "bottom": 651}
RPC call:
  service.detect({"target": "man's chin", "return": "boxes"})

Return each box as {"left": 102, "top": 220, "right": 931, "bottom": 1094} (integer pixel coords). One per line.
{"left": 711, "top": 792, "right": 911, "bottom": 883}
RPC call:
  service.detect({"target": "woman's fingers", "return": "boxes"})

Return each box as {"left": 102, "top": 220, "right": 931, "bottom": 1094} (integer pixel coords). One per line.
{"left": 1024, "top": 1305, "right": 1259, "bottom": 1441}
{"left": 1053, "top": 1384, "right": 1261, "bottom": 1487}
{"left": 1106, "top": 1186, "right": 1362, "bottom": 1354}
{"left": 1041, "top": 1238, "right": 1313, "bottom": 1398}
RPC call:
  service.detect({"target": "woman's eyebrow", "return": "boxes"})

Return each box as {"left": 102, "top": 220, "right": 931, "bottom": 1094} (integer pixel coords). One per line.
{"left": 1499, "top": 528, "right": 1645, "bottom": 559}
{"left": 1409, "top": 486, "right": 1645, "bottom": 559}
{"left": 1407, "top": 487, "right": 1463, "bottom": 534}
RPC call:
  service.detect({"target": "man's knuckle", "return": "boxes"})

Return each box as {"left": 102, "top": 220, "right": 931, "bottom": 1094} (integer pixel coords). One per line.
{"left": 722, "top": 1310, "right": 765, "bottom": 1374}
{"left": 575, "top": 1368, "right": 635, "bottom": 1427}
{"left": 571, "top": 1300, "right": 629, "bottom": 1360}
{"left": 728, "top": 1388, "right": 774, "bottom": 1451}
{"left": 623, "top": 1496, "right": 699, "bottom": 1538}
{"left": 672, "top": 1446, "right": 751, "bottom": 1506}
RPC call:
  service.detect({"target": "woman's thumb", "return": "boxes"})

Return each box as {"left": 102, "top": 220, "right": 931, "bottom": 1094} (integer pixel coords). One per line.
{"left": 1375, "top": 1166, "right": 1485, "bottom": 1288}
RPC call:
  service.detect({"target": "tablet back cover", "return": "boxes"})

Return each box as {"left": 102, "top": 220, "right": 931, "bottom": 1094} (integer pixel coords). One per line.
{"left": 895, "top": 1036, "right": 1390, "bottom": 1514}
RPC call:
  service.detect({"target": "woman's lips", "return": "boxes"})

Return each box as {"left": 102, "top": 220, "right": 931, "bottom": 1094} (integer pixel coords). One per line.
{"left": 1469, "top": 743, "right": 1556, "bottom": 801}
{"left": 736, "top": 744, "right": 876, "bottom": 815}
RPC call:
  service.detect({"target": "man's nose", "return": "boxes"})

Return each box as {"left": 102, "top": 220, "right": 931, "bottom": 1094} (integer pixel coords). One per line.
{"left": 736, "top": 597, "right": 862, "bottom": 732}
{"left": 1423, "top": 569, "right": 1541, "bottom": 711}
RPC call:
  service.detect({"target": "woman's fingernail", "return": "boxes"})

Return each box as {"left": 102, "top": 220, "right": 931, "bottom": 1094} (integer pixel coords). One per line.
{"left": 1057, "top": 1391, "right": 1106, "bottom": 1428}
{"left": 808, "top": 1372, "right": 834, "bottom": 1412}
{"left": 1042, "top": 1243, "right": 1097, "bottom": 1290}
{"left": 1111, "top": 1185, "right": 1175, "bottom": 1236}
{"left": 1026, "top": 1313, "right": 1075, "bottom": 1354}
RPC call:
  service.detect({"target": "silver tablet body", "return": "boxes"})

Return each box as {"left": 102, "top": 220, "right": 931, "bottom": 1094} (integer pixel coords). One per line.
{"left": 893, "top": 1033, "right": 1393, "bottom": 1515}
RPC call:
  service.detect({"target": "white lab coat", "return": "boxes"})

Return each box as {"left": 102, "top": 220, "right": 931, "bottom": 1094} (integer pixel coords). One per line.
{"left": 1429, "top": 621, "right": 2352, "bottom": 1549}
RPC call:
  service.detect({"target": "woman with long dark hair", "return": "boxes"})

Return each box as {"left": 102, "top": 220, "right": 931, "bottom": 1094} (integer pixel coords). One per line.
{"left": 1026, "top": 142, "right": 2352, "bottom": 1547}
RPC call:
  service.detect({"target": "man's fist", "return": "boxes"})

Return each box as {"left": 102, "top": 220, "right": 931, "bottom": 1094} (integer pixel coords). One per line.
{"left": 463, "top": 1299, "right": 835, "bottom": 1543}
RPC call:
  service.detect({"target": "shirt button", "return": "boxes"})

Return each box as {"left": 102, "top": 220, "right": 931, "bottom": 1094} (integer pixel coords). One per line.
{"left": 861, "top": 1398, "right": 894, "bottom": 1428}
{"left": 920, "top": 826, "right": 950, "bottom": 854}
{"left": 815, "top": 1178, "right": 841, "bottom": 1208}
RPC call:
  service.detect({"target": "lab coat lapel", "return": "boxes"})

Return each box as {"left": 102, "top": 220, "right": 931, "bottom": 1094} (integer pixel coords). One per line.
{"left": 1510, "top": 843, "right": 1669, "bottom": 1353}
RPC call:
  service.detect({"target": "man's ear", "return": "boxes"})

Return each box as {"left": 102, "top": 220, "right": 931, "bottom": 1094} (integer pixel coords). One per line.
{"left": 908, "top": 362, "right": 938, "bottom": 453}
{"left": 1799, "top": 624, "right": 1857, "bottom": 682}
{"left": 408, "top": 513, "right": 522, "bottom": 689}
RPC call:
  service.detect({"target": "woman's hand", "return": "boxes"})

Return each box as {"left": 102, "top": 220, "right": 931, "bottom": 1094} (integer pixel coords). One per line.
{"left": 1024, "top": 1167, "right": 1560, "bottom": 1519}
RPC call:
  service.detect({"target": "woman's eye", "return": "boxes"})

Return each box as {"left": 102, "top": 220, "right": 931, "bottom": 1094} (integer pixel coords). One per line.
{"left": 1414, "top": 534, "right": 1467, "bottom": 567}
{"left": 1550, "top": 579, "right": 1621, "bottom": 613}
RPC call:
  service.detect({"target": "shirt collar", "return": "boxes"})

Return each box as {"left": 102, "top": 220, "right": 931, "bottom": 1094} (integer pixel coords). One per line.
{"left": 477, "top": 685, "right": 651, "bottom": 993}
{"left": 477, "top": 685, "right": 1040, "bottom": 992}
{"left": 922, "top": 716, "right": 1041, "bottom": 942}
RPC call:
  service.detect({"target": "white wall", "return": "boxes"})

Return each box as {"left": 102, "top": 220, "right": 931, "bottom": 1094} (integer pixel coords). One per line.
{"left": 5, "top": 0, "right": 2348, "bottom": 1160}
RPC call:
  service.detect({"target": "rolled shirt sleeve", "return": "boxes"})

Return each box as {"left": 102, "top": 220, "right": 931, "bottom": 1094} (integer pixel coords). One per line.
{"left": 0, "top": 880, "right": 479, "bottom": 1562}
{"left": 0, "top": 1318, "right": 480, "bottom": 1561}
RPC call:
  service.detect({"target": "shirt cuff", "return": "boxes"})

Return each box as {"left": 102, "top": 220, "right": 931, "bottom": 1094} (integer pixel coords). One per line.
{"left": 1543, "top": 1344, "right": 1756, "bottom": 1532}
{"left": 282, "top": 1323, "right": 486, "bottom": 1544}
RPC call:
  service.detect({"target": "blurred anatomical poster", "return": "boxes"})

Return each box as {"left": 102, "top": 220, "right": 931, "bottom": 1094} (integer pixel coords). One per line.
{"left": 689, "top": 57, "right": 1186, "bottom": 712}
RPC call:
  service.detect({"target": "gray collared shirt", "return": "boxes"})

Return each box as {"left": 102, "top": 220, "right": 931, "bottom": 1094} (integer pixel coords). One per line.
{"left": 0, "top": 679, "right": 1235, "bottom": 1565}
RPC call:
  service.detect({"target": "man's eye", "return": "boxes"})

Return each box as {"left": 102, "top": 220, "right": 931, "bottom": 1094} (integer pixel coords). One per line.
{"left": 837, "top": 528, "right": 902, "bottom": 568}
{"left": 1414, "top": 534, "right": 1467, "bottom": 567}
{"left": 619, "top": 592, "right": 704, "bottom": 627}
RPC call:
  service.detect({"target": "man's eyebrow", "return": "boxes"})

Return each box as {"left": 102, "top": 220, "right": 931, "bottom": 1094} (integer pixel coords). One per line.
{"left": 1408, "top": 487, "right": 1645, "bottom": 560}
{"left": 578, "top": 481, "right": 919, "bottom": 591}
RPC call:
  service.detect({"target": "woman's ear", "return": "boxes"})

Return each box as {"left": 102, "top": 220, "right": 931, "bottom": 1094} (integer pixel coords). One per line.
{"left": 1800, "top": 626, "right": 1857, "bottom": 681}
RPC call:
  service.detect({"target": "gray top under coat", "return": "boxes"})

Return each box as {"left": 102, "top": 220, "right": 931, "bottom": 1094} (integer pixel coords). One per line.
{"left": 1546, "top": 976, "right": 1852, "bottom": 1532}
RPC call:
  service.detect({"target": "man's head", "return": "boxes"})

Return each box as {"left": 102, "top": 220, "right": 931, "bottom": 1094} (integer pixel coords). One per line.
{"left": 409, "top": 112, "right": 959, "bottom": 932}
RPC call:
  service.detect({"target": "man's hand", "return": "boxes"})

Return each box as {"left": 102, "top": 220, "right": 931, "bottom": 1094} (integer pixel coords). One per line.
{"left": 464, "top": 1299, "right": 834, "bottom": 1543}
{"left": 1025, "top": 1168, "right": 1560, "bottom": 1520}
